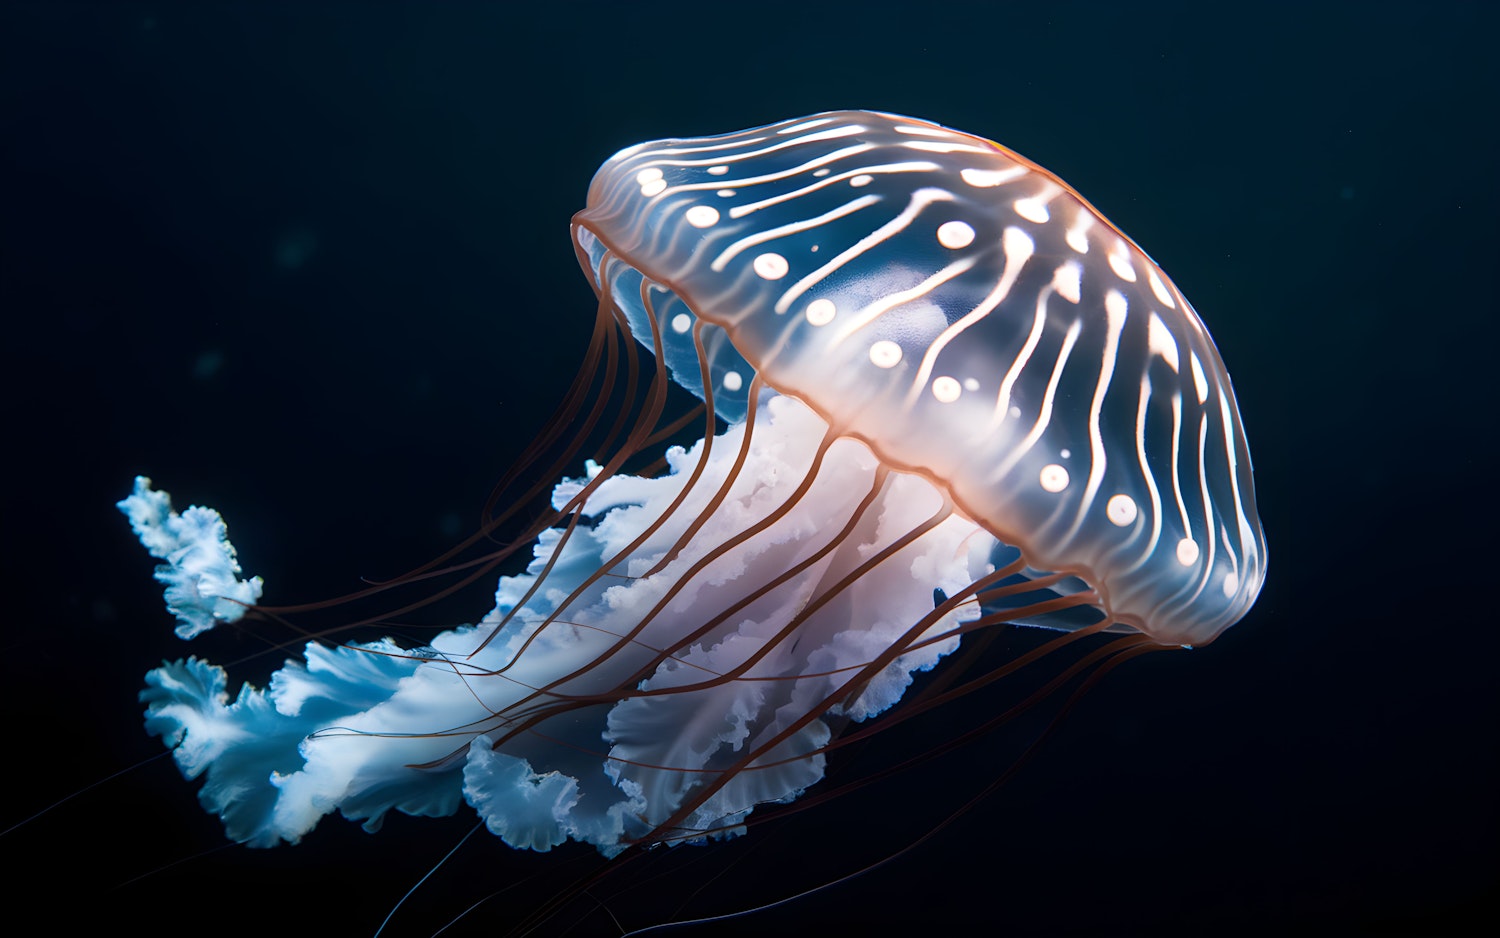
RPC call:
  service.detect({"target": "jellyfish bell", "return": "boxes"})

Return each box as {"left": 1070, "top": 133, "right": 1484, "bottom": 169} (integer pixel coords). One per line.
{"left": 117, "top": 110, "right": 1264, "bottom": 926}
{"left": 572, "top": 109, "right": 1265, "bottom": 647}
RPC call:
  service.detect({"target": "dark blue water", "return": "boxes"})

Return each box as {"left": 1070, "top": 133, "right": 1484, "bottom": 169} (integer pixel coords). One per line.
{"left": 3, "top": 3, "right": 1494, "bottom": 934}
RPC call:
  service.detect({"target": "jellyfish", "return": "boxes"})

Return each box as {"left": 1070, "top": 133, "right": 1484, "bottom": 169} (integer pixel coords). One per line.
{"left": 122, "top": 111, "right": 1264, "bottom": 866}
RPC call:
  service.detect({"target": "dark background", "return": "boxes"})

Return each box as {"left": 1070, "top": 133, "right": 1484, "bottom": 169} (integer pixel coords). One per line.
{"left": 2, "top": 2, "right": 1494, "bottom": 934}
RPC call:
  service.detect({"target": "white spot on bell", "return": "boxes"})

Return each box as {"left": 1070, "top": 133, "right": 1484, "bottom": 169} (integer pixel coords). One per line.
{"left": 636, "top": 167, "right": 663, "bottom": 183}
{"left": 1190, "top": 351, "right": 1209, "bottom": 404}
{"left": 1148, "top": 267, "right": 1175, "bottom": 308}
{"left": 1053, "top": 260, "right": 1082, "bottom": 304}
{"left": 961, "top": 166, "right": 1026, "bottom": 188}
{"left": 1108, "top": 246, "right": 1137, "bottom": 282}
{"left": 753, "top": 253, "right": 789, "bottom": 280}
{"left": 641, "top": 178, "right": 667, "bottom": 197}
{"left": 1039, "top": 464, "right": 1070, "bottom": 493}
{"left": 869, "top": 340, "right": 903, "bottom": 368}
{"left": 937, "top": 220, "right": 975, "bottom": 249}
{"left": 1106, "top": 494, "right": 1138, "bottom": 526}
{"left": 1002, "top": 225, "right": 1035, "bottom": 267}
{"left": 1222, "top": 571, "right": 1239, "bottom": 597}
{"left": 670, "top": 313, "right": 692, "bottom": 334}
{"left": 685, "top": 205, "right": 720, "bottom": 228}
{"left": 1176, "top": 538, "right": 1200, "bottom": 566}
{"left": 813, "top": 168, "right": 831, "bottom": 177}
{"left": 963, "top": 377, "right": 980, "bottom": 392}
{"left": 1148, "top": 313, "right": 1180, "bottom": 372}
{"left": 805, "top": 299, "right": 836, "bottom": 326}
{"left": 850, "top": 174, "right": 873, "bottom": 187}
{"left": 1105, "top": 289, "right": 1128, "bottom": 320}
{"left": 1014, "top": 196, "right": 1049, "bottom": 224}
{"left": 1066, "top": 216, "right": 1091, "bottom": 254}
{"left": 895, "top": 124, "right": 950, "bottom": 137}
{"left": 722, "top": 371, "right": 743, "bottom": 392}
{"left": 932, "top": 376, "right": 962, "bottom": 402}
{"left": 707, "top": 165, "right": 729, "bottom": 175}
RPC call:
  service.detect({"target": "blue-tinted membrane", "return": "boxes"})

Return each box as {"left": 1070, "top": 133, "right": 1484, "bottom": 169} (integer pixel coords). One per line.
{"left": 648, "top": 290, "right": 754, "bottom": 424}
{"left": 980, "top": 542, "right": 1108, "bottom": 633}
{"left": 580, "top": 228, "right": 755, "bottom": 424}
